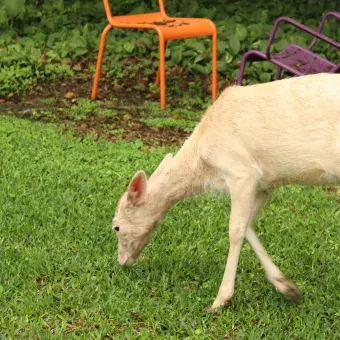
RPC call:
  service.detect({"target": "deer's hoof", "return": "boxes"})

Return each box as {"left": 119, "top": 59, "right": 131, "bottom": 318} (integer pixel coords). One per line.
{"left": 204, "top": 300, "right": 232, "bottom": 313}
{"left": 275, "top": 276, "right": 300, "bottom": 302}
{"left": 284, "top": 284, "right": 300, "bottom": 302}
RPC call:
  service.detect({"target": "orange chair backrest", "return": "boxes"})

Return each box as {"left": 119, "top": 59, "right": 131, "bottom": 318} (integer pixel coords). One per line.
{"left": 103, "top": 0, "right": 166, "bottom": 22}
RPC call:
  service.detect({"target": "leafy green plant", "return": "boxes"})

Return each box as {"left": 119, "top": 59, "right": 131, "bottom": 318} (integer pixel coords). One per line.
{"left": 67, "top": 98, "right": 100, "bottom": 120}
{"left": 41, "top": 98, "right": 57, "bottom": 106}
{"left": 0, "top": 0, "right": 338, "bottom": 93}
{"left": 141, "top": 117, "right": 197, "bottom": 132}
{"left": 0, "top": 64, "right": 35, "bottom": 94}
{"left": 30, "top": 108, "right": 55, "bottom": 121}
{"left": 42, "top": 63, "right": 74, "bottom": 80}
{"left": 144, "top": 101, "right": 204, "bottom": 120}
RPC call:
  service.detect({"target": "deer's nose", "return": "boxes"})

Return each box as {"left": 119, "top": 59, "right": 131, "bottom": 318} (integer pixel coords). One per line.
{"left": 118, "top": 253, "right": 127, "bottom": 266}
{"left": 118, "top": 253, "right": 136, "bottom": 266}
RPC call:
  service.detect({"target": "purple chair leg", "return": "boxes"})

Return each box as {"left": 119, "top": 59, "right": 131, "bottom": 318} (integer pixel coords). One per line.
{"left": 237, "top": 54, "right": 248, "bottom": 85}
{"left": 275, "top": 67, "right": 282, "bottom": 80}
{"left": 237, "top": 50, "right": 267, "bottom": 85}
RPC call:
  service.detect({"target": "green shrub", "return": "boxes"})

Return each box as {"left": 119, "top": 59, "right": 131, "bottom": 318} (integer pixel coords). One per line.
{"left": 0, "top": 0, "right": 339, "bottom": 93}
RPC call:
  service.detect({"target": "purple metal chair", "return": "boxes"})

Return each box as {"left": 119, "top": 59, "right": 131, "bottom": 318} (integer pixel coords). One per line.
{"left": 237, "top": 11, "right": 340, "bottom": 85}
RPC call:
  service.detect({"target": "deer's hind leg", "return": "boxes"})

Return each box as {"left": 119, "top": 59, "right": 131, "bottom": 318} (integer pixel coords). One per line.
{"left": 246, "top": 191, "right": 299, "bottom": 301}
{"left": 246, "top": 191, "right": 300, "bottom": 301}
{"left": 246, "top": 226, "right": 300, "bottom": 301}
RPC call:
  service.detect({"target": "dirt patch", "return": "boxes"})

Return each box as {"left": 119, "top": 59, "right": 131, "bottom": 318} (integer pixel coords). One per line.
{"left": 0, "top": 58, "right": 231, "bottom": 146}
{"left": 0, "top": 74, "right": 191, "bottom": 146}
{"left": 73, "top": 116, "right": 189, "bottom": 146}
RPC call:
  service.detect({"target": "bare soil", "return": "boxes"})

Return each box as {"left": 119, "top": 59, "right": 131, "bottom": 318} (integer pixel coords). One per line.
{"left": 0, "top": 59, "right": 232, "bottom": 146}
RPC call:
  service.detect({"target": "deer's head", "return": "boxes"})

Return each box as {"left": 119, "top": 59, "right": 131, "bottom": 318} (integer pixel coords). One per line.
{"left": 112, "top": 154, "right": 173, "bottom": 266}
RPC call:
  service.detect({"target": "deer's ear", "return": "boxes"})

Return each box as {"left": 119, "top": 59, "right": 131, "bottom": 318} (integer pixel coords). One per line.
{"left": 150, "top": 153, "right": 173, "bottom": 180}
{"left": 127, "top": 170, "right": 148, "bottom": 205}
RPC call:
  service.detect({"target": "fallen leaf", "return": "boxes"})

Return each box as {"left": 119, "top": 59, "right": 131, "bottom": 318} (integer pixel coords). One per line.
{"left": 38, "top": 54, "right": 47, "bottom": 61}
{"left": 123, "top": 114, "right": 132, "bottom": 121}
{"left": 73, "top": 63, "right": 82, "bottom": 71}
{"left": 65, "top": 92, "right": 76, "bottom": 99}
{"left": 62, "top": 59, "right": 72, "bottom": 65}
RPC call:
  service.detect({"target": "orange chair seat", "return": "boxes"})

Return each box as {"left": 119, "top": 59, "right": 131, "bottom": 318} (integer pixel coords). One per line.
{"left": 92, "top": 0, "right": 218, "bottom": 109}
{"left": 112, "top": 13, "right": 215, "bottom": 40}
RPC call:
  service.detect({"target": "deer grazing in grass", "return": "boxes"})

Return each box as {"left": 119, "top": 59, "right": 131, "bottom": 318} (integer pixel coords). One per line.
{"left": 112, "top": 73, "right": 340, "bottom": 311}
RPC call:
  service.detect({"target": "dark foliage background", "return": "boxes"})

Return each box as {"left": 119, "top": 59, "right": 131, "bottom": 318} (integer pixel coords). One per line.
{"left": 0, "top": 0, "right": 339, "bottom": 93}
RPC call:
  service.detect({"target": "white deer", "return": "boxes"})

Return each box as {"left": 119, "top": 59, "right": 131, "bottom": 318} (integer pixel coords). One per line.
{"left": 112, "top": 73, "right": 340, "bottom": 311}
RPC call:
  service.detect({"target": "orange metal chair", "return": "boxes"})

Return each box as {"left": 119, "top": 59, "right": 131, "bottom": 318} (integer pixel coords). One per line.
{"left": 91, "top": 0, "right": 218, "bottom": 109}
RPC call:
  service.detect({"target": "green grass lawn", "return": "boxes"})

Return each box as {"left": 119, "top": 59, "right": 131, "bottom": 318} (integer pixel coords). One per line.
{"left": 1, "top": 115, "right": 340, "bottom": 338}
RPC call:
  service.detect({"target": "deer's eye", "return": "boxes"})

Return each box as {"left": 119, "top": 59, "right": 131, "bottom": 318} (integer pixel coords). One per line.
{"left": 114, "top": 226, "right": 120, "bottom": 232}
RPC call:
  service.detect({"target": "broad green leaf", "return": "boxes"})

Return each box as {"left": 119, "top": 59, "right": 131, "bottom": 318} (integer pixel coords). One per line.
{"left": 182, "top": 50, "right": 196, "bottom": 57}
{"left": 29, "top": 48, "right": 42, "bottom": 61}
{"left": 3, "top": 0, "right": 25, "bottom": 17}
{"left": 54, "top": 0, "right": 65, "bottom": 12}
{"left": 274, "top": 39, "right": 288, "bottom": 51}
{"left": 194, "top": 54, "right": 205, "bottom": 64}
{"left": 46, "top": 50, "right": 60, "bottom": 60}
{"left": 225, "top": 51, "right": 233, "bottom": 64}
{"left": 32, "top": 33, "right": 46, "bottom": 44}
{"left": 231, "top": 68, "right": 239, "bottom": 79}
{"left": 123, "top": 42, "right": 135, "bottom": 53}
{"left": 197, "top": 7, "right": 216, "bottom": 19}
{"left": 217, "top": 61, "right": 228, "bottom": 72}
{"left": 74, "top": 47, "right": 89, "bottom": 57}
{"left": 142, "top": 36, "right": 152, "bottom": 49}
{"left": 235, "top": 24, "right": 248, "bottom": 41}
{"left": 171, "top": 50, "right": 183, "bottom": 64}
{"left": 194, "top": 41, "right": 206, "bottom": 54}
{"left": 190, "top": 63, "right": 209, "bottom": 75}
{"left": 260, "top": 72, "right": 271, "bottom": 82}
{"left": 217, "top": 40, "right": 225, "bottom": 54}
{"left": 60, "top": 49, "right": 68, "bottom": 59}
{"left": 229, "top": 36, "right": 240, "bottom": 56}
{"left": 129, "top": 3, "right": 149, "bottom": 14}
{"left": 185, "top": 40, "right": 206, "bottom": 54}
{"left": 18, "top": 37, "right": 36, "bottom": 48}
{"left": 0, "top": 10, "right": 8, "bottom": 26}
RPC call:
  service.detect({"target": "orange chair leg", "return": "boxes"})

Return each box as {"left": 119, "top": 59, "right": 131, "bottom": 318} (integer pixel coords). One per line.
{"left": 211, "top": 31, "right": 218, "bottom": 102}
{"left": 91, "top": 24, "right": 112, "bottom": 100}
{"left": 159, "top": 36, "right": 166, "bottom": 110}
{"left": 156, "top": 41, "right": 167, "bottom": 86}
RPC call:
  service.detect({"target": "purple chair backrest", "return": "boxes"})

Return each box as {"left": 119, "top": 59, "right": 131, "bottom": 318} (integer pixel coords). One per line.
{"left": 308, "top": 11, "right": 340, "bottom": 50}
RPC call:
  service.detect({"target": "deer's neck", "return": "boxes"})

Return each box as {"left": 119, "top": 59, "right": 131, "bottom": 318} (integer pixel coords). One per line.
{"left": 149, "top": 143, "right": 204, "bottom": 209}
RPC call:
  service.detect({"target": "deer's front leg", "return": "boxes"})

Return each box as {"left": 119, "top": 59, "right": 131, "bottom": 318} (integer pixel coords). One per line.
{"left": 207, "top": 177, "right": 257, "bottom": 311}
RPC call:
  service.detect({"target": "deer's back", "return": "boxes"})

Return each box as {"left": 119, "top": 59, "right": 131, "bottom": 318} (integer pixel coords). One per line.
{"left": 196, "top": 74, "right": 340, "bottom": 187}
